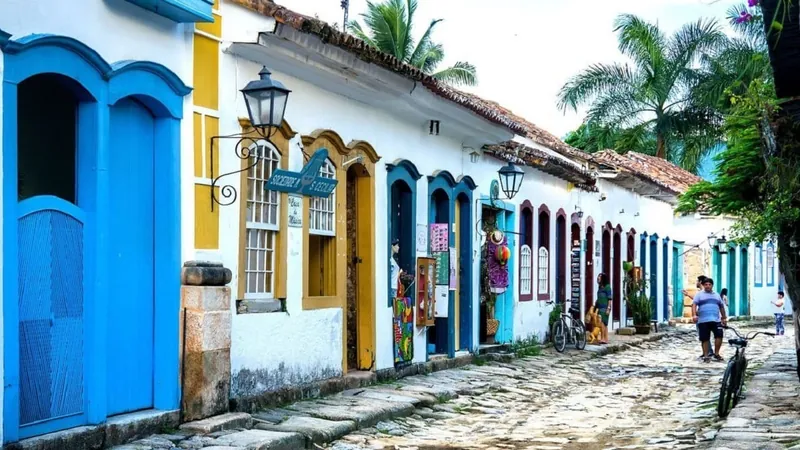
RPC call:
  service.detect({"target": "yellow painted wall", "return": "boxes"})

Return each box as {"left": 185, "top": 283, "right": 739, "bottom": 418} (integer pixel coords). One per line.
{"left": 192, "top": 5, "right": 222, "bottom": 250}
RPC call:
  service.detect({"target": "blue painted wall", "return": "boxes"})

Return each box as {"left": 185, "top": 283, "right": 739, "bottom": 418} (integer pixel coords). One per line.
{"left": 480, "top": 195, "right": 515, "bottom": 344}
{"left": 1, "top": 32, "right": 188, "bottom": 442}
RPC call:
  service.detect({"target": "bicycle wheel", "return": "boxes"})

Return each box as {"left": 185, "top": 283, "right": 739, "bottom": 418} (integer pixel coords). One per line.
{"left": 734, "top": 358, "right": 748, "bottom": 406}
{"left": 718, "top": 360, "right": 737, "bottom": 417}
{"left": 574, "top": 320, "right": 587, "bottom": 350}
{"left": 552, "top": 319, "right": 567, "bottom": 353}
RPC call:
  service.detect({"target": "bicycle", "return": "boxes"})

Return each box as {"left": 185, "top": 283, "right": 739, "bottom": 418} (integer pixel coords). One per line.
{"left": 717, "top": 325, "right": 774, "bottom": 418}
{"left": 546, "top": 300, "right": 586, "bottom": 353}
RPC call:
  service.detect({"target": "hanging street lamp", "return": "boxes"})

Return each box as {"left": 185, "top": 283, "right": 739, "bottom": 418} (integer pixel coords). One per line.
{"left": 241, "top": 66, "right": 291, "bottom": 131}
{"left": 209, "top": 66, "right": 292, "bottom": 211}
{"left": 497, "top": 162, "right": 524, "bottom": 200}
{"left": 716, "top": 235, "right": 729, "bottom": 254}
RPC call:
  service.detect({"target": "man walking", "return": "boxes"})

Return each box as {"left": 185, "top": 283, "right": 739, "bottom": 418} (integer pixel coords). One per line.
{"left": 692, "top": 278, "right": 727, "bottom": 362}
{"left": 684, "top": 275, "right": 713, "bottom": 358}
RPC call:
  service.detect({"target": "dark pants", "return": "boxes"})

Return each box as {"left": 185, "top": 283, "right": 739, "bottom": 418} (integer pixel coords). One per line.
{"left": 776, "top": 313, "right": 785, "bottom": 335}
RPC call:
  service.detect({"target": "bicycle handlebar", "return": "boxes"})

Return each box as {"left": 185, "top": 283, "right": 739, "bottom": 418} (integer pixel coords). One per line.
{"left": 723, "top": 325, "right": 775, "bottom": 340}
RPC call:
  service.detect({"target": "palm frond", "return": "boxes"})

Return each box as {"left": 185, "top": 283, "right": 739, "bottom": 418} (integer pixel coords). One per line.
{"left": 347, "top": 21, "right": 379, "bottom": 48}
{"left": 412, "top": 42, "right": 445, "bottom": 73}
{"left": 409, "top": 19, "right": 443, "bottom": 68}
{"left": 613, "top": 14, "right": 667, "bottom": 76}
{"left": 431, "top": 61, "right": 477, "bottom": 86}
{"left": 557, "top": 63, "right": 640, "bottom": 112}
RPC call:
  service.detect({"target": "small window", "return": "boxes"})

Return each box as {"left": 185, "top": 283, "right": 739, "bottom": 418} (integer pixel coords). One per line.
{"left": 754, "top": 246, "right": 763, "bottom": 286}
{"left": 538, "top": 247, "right": 549, "bottom": 295}
{"left": 308, "top": 159, "right": 337, "bottom": 297}
{"left": 767, "top": 244, "right": 775, "bottom": 286}
{"left": 520, "top": 245, "right": 533, "bottom": 295}
{"left": 244, "top": 142, "right": 281, "bottom": 298}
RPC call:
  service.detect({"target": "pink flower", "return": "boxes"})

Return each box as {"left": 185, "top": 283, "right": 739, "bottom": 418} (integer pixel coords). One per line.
{"left": 748, "top": 0, "right": 759, "bottom": 7}
{"left": 735, "top": 10, "right": 753, "bottom": 23}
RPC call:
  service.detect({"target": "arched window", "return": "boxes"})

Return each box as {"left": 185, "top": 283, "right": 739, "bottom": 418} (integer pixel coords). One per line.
{"left": 520, "top": 245, "right": 533, "bottom": 295}
{"left": 519, "top": 201, "right": 534, "bottom": 301}
{"left": 754, "top": 244, "right": 763, "bottom": 287}
{"left": 537, "top": 205, "right": 551, "bottom": 300}
{"left": 767, "top": 242, "right": 775, "bottom": 286}
{"left": 244, "top": 140, "right": 282, "bottom": 298}
{"left": 309, "top": 159, "right": 336, "bottom": 235}
{"left": 538, "top": 247, "right": 549, "bottom": 295}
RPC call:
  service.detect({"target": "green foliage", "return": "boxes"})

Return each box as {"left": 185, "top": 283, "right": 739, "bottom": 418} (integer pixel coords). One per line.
{"left": 548, "top": 305, "right": 561, "bottom": 331}
{"left": 558, "top": 14, "right": 727, "bottom": 171}
{"left": 624, "top": 270, "right": 651, "bottom": 326}
{"left": 347, "top": 0, "right": 477, "bottom": 86}
{"left": 677, "top": 79, "right": 800, "bottom": 244}
{"left": 510, "top": 335, "right": 542, "bottom": 358}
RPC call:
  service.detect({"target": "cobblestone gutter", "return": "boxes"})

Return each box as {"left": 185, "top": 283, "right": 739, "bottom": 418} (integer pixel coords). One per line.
{"left": 711, "top": 346, "right": 800, "bottom": 450}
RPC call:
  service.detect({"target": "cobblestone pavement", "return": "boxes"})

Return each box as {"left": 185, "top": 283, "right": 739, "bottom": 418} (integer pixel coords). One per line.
{"left": 710, "top": 344, "right": 800, "bottom": 450}
{"left": 109, "top": 322, "right": 790, "bottom": 450}
{"left": 328, "top": 324, "right": 792, "bottom": 450}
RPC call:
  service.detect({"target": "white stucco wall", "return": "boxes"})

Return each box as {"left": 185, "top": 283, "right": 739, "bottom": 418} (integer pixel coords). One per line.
{"left": 0, "top": 46, "right": 5, "bottom": 445}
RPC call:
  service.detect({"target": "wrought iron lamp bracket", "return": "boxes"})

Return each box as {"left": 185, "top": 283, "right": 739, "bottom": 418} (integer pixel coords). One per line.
{"left": 209, "top": 126, "right": 277, "bottom": 212}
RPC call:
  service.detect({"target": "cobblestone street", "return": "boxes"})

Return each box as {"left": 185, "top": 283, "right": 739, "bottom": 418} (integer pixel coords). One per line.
{"left": 105, "top": 323, "right": 794, "bottom": 450}
{"left": 329, "top": 324, "right": 792, "bottom": 450}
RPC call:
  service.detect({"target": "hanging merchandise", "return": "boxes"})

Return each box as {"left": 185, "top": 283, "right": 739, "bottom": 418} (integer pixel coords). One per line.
{"left": 495, "top": 245, "right": 511, "bottom": 265}
{"left": 486, "top": 231, "right": 509, "bottom": 294}
{"left": 393, "top": 296, "right": 414, "bottom": 365}
{"left": 571, "top": 243, "right": 582, "bottom": 305}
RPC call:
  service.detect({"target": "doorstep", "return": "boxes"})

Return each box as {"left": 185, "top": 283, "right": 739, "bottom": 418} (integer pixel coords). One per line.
{"left": 4, "top": 410, "right": 179, "bottom": 450}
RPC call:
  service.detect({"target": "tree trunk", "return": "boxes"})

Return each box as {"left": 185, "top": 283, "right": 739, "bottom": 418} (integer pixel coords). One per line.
{"left": 656, "top": 133, "right": 666, "bottom": 159}
{"left": 761, "top": 0, "right": 800, "bottom": 381}
{"left": 760, "top": 0, "right": 800, "bottom": 100}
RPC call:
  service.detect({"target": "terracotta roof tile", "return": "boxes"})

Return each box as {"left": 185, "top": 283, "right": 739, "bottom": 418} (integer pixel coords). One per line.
{"left": 484, "top": 141, "right": 598, "bottom": 192}
{"left": 592, "top": 150, "right": 702, "bottom": 195}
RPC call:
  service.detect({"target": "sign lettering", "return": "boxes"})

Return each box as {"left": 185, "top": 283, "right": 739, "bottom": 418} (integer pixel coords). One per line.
{"left": 266, "top": 148, "right": 339, "bottom": 198}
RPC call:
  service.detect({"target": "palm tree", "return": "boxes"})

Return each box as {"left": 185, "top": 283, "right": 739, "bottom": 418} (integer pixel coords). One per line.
{"left": 347, "top": 0, "right": 477, "bottom": 86}
{"left": 558, "top": 14, "right": 726, "bottom": 171}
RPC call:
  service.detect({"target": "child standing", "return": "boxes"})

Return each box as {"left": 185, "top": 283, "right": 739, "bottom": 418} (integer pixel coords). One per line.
{"left": 772, "top": 291, "right": 786, "bottom": 335}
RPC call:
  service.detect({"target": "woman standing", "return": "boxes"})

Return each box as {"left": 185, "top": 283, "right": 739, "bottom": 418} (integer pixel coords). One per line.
{"left": 596, "top": 273, "right": 612, "bottom": 345}
{"left": 719, "top": 288, "right": 730, "bottom": 319}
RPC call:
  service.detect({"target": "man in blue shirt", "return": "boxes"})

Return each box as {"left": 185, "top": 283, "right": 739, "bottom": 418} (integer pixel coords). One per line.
{"left": 692, "top": 278, "right": 728, "bottom": 362}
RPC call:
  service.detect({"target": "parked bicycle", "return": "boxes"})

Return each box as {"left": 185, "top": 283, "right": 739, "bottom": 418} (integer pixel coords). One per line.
{"left": 546, "top": 300, "right": 586, "bottom": 352}
{"left": 717, "top": 325, "right": 774, "bottom": 418}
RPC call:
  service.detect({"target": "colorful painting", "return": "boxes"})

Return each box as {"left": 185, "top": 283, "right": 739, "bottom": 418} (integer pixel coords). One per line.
{"left": 393, "top": 297, "right": 414, "bottom": 364}
{"left": 417, "top": 257, "right": 437, "bottom": 326}
{"left": 430, "top": 223, "right": 449, "bottom": 252}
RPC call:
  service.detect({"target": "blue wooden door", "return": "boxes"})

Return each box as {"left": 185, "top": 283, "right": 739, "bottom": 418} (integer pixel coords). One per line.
{"left": 107, "top": 98, "right": 155, "bottom": 415}
{"left": 672, "top": 243, "right": 684, "bottom": 320}
{"left": 662, "top": 241, "right": 668, "bottom": 319}
{"left": 739, "top": 248, "right": 749, "bottom": 316}
{"left": 727, "top": 248, "right": 737, "bottom": 315}
{"left": 17, "top": 197, "right": 87, "bottom": 436}
{"left": 649, "top": 240, "right": 657, "bottom": 320}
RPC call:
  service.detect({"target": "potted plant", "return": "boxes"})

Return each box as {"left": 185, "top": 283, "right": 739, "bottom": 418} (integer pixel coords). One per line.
{"left": 624, "top": 265, "right": 652, "bottom": 334}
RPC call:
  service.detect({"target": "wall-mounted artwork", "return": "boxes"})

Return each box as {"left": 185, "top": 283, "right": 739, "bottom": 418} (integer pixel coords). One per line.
{"left": 416, "top": 257, "right": 436, "bottom": 326}
{"left": 393, "top": 296, "right": 413, "bottom": 365}
{"left": 430, "top": 223, "right": 449, "bottom": 253}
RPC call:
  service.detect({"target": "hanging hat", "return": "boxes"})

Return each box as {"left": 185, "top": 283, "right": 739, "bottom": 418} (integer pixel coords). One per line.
{"left": 489, "top": 230, "right": 505, "bottom": 245}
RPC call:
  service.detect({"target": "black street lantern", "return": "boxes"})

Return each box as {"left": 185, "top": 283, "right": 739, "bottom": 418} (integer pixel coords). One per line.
{"left": 498, "top": 162, "right": 524, "bottom": 199}
{"left": 241, "top": 66, "right": 291, "bottom": 130}
{"left": 716, "top": 235, "right": 728, "bottom": 254}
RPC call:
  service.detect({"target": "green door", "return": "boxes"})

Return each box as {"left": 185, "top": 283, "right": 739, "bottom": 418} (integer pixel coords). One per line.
{"left": 727, "top": 246, "right": 736, "bottom": 316}
{"left": 672, "top": 242, "right": 684, "bottom": 319}
{"left": 739, "top": 247, "right": 749, "bottom": 316}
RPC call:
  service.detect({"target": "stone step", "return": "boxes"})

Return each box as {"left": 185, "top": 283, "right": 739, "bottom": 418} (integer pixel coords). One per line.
{"left": 254, "top": 415, "right": 355, "bottom": 445}
{"left": 210, "top": 429, "right": 304, "bottom": 450}
{"left": 180, "top": 412, "right": 252, "bottom": 434}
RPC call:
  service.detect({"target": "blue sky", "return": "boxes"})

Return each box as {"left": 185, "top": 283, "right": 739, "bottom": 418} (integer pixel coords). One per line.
{"left": 278, "top": 0, "right": 742, "bottom": 137}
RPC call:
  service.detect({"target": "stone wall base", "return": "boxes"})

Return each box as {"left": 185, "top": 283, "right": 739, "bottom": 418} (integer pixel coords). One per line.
{"left": 230, "top": 354, "right": 476, "bottom": 413}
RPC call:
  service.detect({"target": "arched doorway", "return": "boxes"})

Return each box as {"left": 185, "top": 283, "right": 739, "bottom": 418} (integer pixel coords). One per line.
{"left": 626, "top": 229, "right": 637, "bottom": 325}
{"left": 555, "top": 211, "right": 567, "bottom": 303}
{"left": 429, "top": 187, "right": 451, "bottom": 355}
{"left": 613, "top": 226, "right": 622, "bottom": 324}
{"left": 650, "top": 234, "right": 659, "bottom": 320}
{"left": 570, "top": 214, "right": 582, "bottom": 315}
{"left": 662, "top": 237, "right": 669, "bottom": 320}
{"left": 740, "top": 246, "right": 749, "bottom": 316}
{"left": 453, "top": 177, "right": 476, "bottom": 352}
{"left": 602, "top": 223, "right": 612, "bottom": 313}
{"left": 584, "top": 218, "right": 595, "bottom": 312}
{"left": 2, "top": 36, "right": 187, "bottom": 441}
{"left": 727, "top": 244, "right": 737, "bottom": 315}
{"left": 387, "top": 160, "right": 420, "bottom": 365}
{"left": 345, "top": 162, "right": 375, "bottom": 372}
